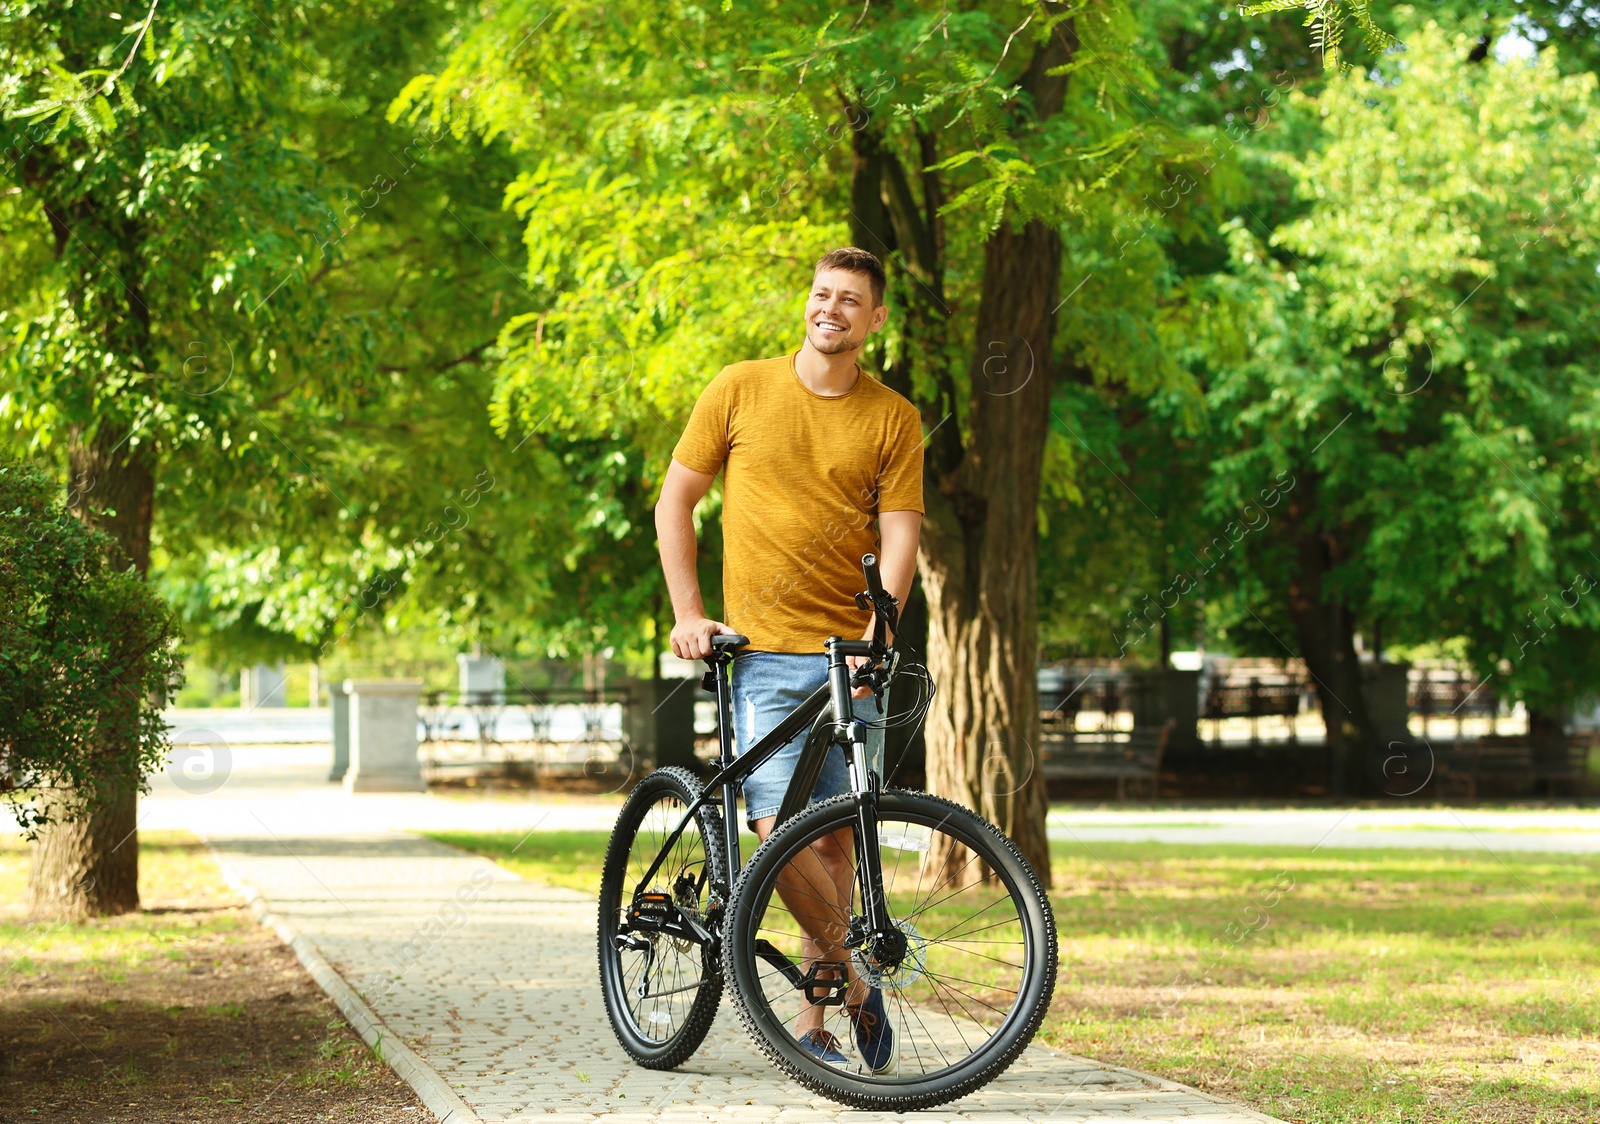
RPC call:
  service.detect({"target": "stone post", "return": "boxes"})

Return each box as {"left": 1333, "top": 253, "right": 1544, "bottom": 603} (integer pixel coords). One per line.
{"left": 342, "top": 679, "right": 426, "bottom": 793}
{"left": 456, "top": 653, "right": 507, "bottom": 705}
{"left": 328, "top": 682, "right": 351, "bottom": 782}
{"left": 241, "top": 662, "right": 288, "bottom": 707}
{"left": 624, "top": 677, "right": 698, "bottom": 772}
{"left": 1128, "top": 668, "right": 1201, "bottom": 750}
{"left": 1360, "top": 661, "right": 1413, "bottom": 749}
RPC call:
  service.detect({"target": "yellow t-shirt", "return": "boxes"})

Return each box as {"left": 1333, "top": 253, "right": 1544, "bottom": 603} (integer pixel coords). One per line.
{"left": 671, "top": 350, "right": 925, "bottom": 653}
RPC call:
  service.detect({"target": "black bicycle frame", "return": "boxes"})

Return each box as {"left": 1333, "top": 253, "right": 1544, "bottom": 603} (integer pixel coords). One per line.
{"left": 630, "top": 635, "right": 892, "bottom": 937}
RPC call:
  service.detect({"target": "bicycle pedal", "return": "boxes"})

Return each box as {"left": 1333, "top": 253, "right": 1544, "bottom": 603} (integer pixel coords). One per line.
{"left": 628, "top": 891, "right": 676, "bottom": 925}
{"left": 800, "top": 960, "right": 851, "bottom": 1006}
{"left": 753, "top": 942, "right": 851, "bottom": 1006}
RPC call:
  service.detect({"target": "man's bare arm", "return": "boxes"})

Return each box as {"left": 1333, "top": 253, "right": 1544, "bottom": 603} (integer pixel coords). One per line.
{"left": 655, "top": 458, "right": 731, "bottom": 660}
{"left": 850, "top": 508, "right": 922, "bottom": 695}
{"left": 876, "top": 509, "right": 922, "bottom": 624}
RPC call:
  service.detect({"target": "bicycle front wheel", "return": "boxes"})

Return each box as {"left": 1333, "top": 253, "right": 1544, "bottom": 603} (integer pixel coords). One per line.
{"left": 597, "top": 765, "right": 726, "bottom": 1069}
{"left": 723, "top": 790, "right": 1057, "bottom": 1109}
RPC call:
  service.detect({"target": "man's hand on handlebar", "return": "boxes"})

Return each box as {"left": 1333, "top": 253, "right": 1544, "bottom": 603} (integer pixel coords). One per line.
{"left": 850, "top": 552, "right": 900, "bottom": 700}
{"left": 671, "top": 615, "right": 735, "bottom": 661}
{"left": 847, "top": 620, "right": 892, "bottom": 699}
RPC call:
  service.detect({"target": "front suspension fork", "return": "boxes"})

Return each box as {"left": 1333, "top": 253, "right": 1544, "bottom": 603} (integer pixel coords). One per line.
{"left": 846, "top": 731, "right": 893, "bottom": 935}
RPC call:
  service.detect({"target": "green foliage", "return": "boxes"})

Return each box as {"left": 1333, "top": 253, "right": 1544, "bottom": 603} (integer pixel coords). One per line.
{"left": 0, "top": 1, "right": 349, "bottom": 451}
{"left": 1244, "top": 0, "right": 1399, "bottom": 69}
{"left": 6, "top": 0, "right": 158, "bottom": 140}
{"left": 0, "top": 460, "right": 182, "bottom": 835}
{"left": 2, "top": 3, "right": 657, "bottom": 667}
{"left": 393, "top": 2, "right": 1197, "bottom": 664}
{"left": 7, "top": 0, "right": 1600, "bottom": 729}
{"left": 1195, "top": 25, "right": 1600, "bottom": 702}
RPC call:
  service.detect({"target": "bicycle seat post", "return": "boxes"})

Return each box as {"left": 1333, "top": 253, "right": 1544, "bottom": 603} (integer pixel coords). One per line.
{"left": 700, "top": 651, "right": 735, "bottom": 769}
{"left": 701, "top": 631, "right": 748, "bottom": 876}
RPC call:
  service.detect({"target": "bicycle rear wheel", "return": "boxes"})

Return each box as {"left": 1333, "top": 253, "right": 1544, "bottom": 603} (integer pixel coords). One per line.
{"left": 723, "top": 789, "right": 1056, "bottom": 1109}
{"left": 597, "top": 765, "right": 726, "bottom": 1068}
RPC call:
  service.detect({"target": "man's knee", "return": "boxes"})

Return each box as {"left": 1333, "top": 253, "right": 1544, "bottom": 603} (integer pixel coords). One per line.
{"left": 810, "top": 834, "right": 852, "bottom": 880}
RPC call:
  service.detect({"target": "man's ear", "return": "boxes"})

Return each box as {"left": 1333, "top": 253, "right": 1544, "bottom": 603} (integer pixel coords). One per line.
{"left": 870, "top": 301, "right": 889, "bottom": 333}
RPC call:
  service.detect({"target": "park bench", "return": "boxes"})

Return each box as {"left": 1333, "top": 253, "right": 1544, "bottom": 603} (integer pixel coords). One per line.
{"left": 1202, "top": 675, "right": 1306, "bottom": 745}
{"left": 1039, "top": 717, "right": 1174, "bottom": 801}
{"left": 1434, "top": 734, "right": 1588, "bottom": 800}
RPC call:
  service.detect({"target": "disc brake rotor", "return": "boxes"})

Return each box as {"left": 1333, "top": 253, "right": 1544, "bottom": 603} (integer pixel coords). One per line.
{"left": 852, "top": 918, "right": 928, "bottom": 992}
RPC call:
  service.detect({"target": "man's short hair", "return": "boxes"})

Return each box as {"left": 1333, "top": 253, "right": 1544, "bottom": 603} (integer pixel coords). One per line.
{"left": 814, "top": 247, "right": 886, "bottom": 308}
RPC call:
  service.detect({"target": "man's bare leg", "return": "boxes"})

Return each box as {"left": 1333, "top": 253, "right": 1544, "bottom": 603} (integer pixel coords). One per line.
{"left": 752, "top": 815, "right": 869, "bottom": 1040}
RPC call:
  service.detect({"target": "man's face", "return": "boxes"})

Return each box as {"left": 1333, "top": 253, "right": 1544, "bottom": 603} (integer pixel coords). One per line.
{"left": 805, "top": 268, "right": 885, "bottom": 356}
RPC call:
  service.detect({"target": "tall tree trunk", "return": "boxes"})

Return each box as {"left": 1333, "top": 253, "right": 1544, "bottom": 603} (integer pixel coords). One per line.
{"left": 845, "top": 17, "right": 1076, "bottom": 884}
{"left": 66, "top": 422, "right": 156, "bottom": 574}
{"left": 27, "top": 423, "right": 156, "bottom": 919}
{"left": 1527, "top": 706, "right": 1569, "bottom": 798}
{"left": 26, "top": 785, "right": 140, "bottom": 919}
{"left": 921, "top": 221, "right": 1061, "bottom": 885}
{"left": 1282, "top": 476, "right": 1375, "bottom": 798}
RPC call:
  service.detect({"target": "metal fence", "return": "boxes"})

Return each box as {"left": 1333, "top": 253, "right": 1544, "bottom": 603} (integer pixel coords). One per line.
{"left": 418, "top": 686, "right": 635, "bottom": 778}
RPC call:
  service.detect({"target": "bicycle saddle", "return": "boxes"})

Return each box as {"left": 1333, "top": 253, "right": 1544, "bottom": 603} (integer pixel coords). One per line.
{"left": 710, "top": 632, "right": 749, "bottom": 651}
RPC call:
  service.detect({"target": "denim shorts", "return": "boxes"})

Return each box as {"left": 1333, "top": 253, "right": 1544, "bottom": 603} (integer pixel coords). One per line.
{"left": 730, "top": 651, "right": 888, "bottom": 827}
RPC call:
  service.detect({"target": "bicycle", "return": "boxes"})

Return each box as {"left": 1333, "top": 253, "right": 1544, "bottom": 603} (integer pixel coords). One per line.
{"left": 597, "top": 554, "right": 1057, "bottom": 1110}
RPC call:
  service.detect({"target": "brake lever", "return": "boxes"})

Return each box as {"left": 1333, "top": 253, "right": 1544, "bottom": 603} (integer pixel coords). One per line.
{"left": 848, "top": 648, "right": 900, "bottom": 713}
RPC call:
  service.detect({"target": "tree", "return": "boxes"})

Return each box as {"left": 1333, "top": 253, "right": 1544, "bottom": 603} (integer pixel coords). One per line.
{"left": 394, "top": 0, "right": 1232, "bottom": 880}
{"left": 1191, "top": 24, "right": 1600, "bottom": 791}
{"left": 0, "top": 461, "right": 181, "bottom": 917}
{"left": 0, "top": 1, "right": 384, "bottom": 903}
{"left": 134, "top": 2, "right": 638, "bottom": 674}
{"left": 5, "top": 2, "right": 679, "bottom": 732}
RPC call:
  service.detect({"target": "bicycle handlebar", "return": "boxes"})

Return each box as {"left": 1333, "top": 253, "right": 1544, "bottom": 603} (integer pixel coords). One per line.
{"left": 862, "top": 552, "right": 884, "bottom": 598}
{"left": 857, "top": 553, "right": 899, "bottom": 656}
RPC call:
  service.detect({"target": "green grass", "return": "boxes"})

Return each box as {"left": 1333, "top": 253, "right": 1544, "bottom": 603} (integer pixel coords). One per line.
{"left": 423, "top": 828, "right": 764, "bottom": 895}
{"left": 0, "top": 834, "right": 251, "bottom": 969}
{"left": 423, "top": 830, "right": 614, "bottom": 894}
{"left": 1, "top": 832, "right": 421, "bottom": 1117}
{"left": 432, "top": 828, "right": 1600, "bottom": 1123}
{"left": 1048, "top": 820, "right": 1232, "bottom": 828}
{"left": 1043, "top": 842, "right": 1600, "bottom": 1123}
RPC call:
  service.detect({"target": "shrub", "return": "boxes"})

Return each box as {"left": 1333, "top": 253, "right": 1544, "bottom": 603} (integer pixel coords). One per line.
{"left": 0, "top": 460, "right": 182, "bottom": 835}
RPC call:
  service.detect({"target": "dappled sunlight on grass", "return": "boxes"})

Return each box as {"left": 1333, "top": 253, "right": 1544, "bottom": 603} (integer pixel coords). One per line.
{"left": 0, "top": 831, "right": 421, "bottom": 1118}
{"left": 1043, "top": 842, "right": 1600, "bottom": 1123}
{"left": 423, "top": 828, "right": 613, "bottom": 894}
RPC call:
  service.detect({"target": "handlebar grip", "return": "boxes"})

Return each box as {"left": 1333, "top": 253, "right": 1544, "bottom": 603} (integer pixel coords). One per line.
{"left": 862, "top": 552, "right": 884, "bottom": 595}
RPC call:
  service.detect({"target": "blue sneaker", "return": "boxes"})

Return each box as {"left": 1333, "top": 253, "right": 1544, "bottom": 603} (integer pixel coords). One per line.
{"left": 848, "top": 988, "right": 896, "bottom": 1073}
{"left": 797, "top": 1028, "right": 848, "bottom": 1066}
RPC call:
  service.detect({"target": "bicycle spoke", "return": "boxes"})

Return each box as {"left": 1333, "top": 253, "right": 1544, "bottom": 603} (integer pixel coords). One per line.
{"left": 919, "top": 970, "right": 980, "bottom": 1056}
{"left": 739, "top": 797, "right": 1049, "bottom": 1099}
{"left": 601, "top": 771, "right": 722, "bottom": 1061}
{"left": 918, "top": 966, "right": 1018, "bottom": 1013}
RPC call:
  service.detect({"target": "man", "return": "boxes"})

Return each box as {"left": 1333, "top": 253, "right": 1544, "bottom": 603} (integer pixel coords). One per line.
{"left": 655, "top": 246, "right": 923, "bottom": 1071}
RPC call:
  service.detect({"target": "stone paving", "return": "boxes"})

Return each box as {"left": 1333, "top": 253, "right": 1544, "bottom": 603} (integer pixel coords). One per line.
{"left": 12, "top": 738, "right": 1589, "bottom": 1120}
{"left": 206, "top": 823, "right": 1280, "bottom": 1124}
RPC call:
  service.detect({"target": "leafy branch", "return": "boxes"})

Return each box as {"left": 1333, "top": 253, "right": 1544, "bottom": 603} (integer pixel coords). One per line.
{"left": 7, "top": 0, "right": 161, "bottom": 140}
{"left": 1244, "top": 0, "right": 1399, "bottom": 70}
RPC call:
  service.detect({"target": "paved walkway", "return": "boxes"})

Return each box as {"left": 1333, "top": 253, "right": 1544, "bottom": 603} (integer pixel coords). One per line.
{"left": 208, "top": 826, "right": 1277, "bottom": 1123}
{"left": 21, "top": 739, "right": 1596, "bottom": 1122}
